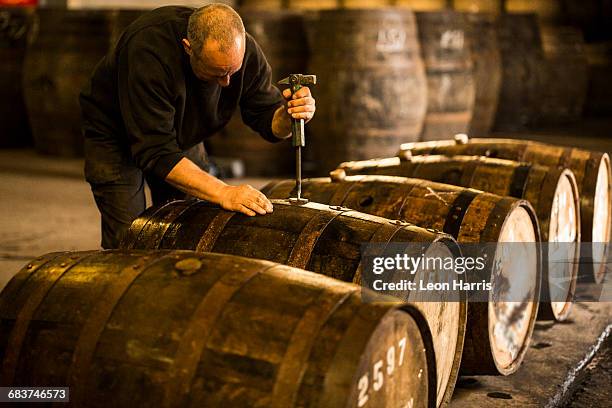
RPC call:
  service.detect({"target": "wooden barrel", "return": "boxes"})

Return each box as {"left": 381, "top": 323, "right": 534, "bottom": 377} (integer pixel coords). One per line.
{"left": 240, "top": 0, "right": 393, "bottom": 10}
{"left": 396, "top": 0, "right": 449, "bottom": 10}
{"left": 263, "top": 175, "right": 541, "bottom": 376}
{"left": 539, "top": 26, "right": 588, "bottom": 124}
{"left": 415, "top": 11, "right": 475, "bottom": 141}
{"left": 505, "top": 0, "right": 563, "bottom": 24}
{"left": 23, "top": 9, "right": 113, "bottom": 157}
{"left": 464, "top": 12, "right": 502, "bottom": 136}
{"left": 494, "top": 13, "right": 545, "bottom": 131}
{"left": 584, "top": 42, "right": 612, "bottom": 116}
{"left": 0, "top": 6, "right": 32, "bottom": 147}
{"left": 337, "top": 154, "right": 579, "bottom": 321}
{"left": 306, "top": 8, "right": 427, "bottom": 174}
{"left": 206, "top": 11, "right": 307, "bottom": 177}
{"left": 452, "top": 0, "right": 502, "bottom": 14}
{"left": 401, "top": 136, "right": 611, "bottom": 284}
{"left": 121, "top": 199, "right": 462, "bottom": 406}
{"left": 0, "top": 250, "right": 436, "bottom": 407}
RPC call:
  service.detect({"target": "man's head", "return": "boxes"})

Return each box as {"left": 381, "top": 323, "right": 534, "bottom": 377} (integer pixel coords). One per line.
{"left": 182, "top": 3, "right": 245, "bottom": 86}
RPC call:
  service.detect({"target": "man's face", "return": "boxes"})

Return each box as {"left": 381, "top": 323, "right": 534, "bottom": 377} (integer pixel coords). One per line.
{"left": 183, "top": 36, "right": 245, "bottom": 87}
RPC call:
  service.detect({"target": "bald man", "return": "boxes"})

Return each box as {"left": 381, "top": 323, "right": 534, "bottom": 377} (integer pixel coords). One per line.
{"left": 80, "top": 4, "right": 315, "bottom": 249}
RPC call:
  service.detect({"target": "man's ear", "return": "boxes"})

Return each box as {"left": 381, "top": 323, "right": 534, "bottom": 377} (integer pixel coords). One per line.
{"left": 181, "top": 39, "right": 192, "bottom": 56}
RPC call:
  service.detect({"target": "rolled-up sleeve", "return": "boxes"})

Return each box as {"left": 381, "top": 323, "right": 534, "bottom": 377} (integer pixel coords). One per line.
{"left": 240, "top": 37, "right": 285, "bottom": 143}
{"left": 117, "top": 36, "right": 184, "bottom": 179}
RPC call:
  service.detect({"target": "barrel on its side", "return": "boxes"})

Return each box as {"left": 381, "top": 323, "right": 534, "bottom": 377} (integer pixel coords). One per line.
{"left": 494, "top": 13, "right": 545, "bottom": 130}
{"left": 206, "top": 11, "right": 307, "bottom": 177}
{"left": 464, "top": 12, "right": 501, "bottom": 136}
{"left": 122, "top": 200, "right": 461, "bottom": 407}
{"left": 23, "top": 9, "right": 113, "bottom": 157}
{"left": 337, "top": 154, "right": 578, "bottom": 321}
{"left": 415, "top": 11, "right": 475, "bottom": 141}
{"left": 401, "top": 136, "right": 611, "bottom": 284}
{"left": 263, "top": 174, "right": 541, "bottom": 376}
{"left": 0, "top": 7, "right": 32, "bottom": 147}
{"left": 0, "top": 250, "right": 435, "bottom": 407}
{"left": 306, "top": 9, "right": 428, "bottom": 173}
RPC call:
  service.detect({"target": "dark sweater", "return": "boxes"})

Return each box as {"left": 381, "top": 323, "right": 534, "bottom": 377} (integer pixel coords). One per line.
{"left": 80, "top": 6, "right": 284, "bottom": 180}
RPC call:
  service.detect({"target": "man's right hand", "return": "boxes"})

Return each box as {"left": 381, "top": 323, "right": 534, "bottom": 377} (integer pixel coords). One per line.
{"left": 165, "top": 158, "right": 273, "bottom": 217}
{"left": 218, "top": 184, "right": 274, "bottom": 216}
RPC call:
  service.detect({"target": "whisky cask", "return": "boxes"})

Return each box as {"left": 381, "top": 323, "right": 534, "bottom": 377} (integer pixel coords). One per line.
{"left": 0, "top": 250, "right": 435, "bottom": 408}
{"left": 337, "top": 154, "right": 578, "bottom": 321}
{"left": 263, "top": 174, "right": 541, "bottom": 375}
{"left": 121, "top": 200, "right": 461, "bottom": 406}
{"left": 401, "top": 136, "right": 610, "bottom": 284}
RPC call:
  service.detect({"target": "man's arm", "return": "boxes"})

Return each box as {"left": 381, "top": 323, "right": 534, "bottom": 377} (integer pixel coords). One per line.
{"left": 165, "top": 158, "right": 272, "bottom": 216}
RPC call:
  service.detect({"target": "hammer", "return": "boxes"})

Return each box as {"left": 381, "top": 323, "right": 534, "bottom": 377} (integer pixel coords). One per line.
{"left": 278, "top": 74, "right": 317, "bottom": 204}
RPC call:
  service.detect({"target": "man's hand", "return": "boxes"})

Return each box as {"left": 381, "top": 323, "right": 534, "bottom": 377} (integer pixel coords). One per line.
{"left": 283, "top": 86, "right": 316, "bottom": 122}
{"left": 218, "top": 184, "right": 273, "bottom": 216}
{"left": 165, "top": 158, "right": 273, "bottom": 217}
{"left": 272, "top": 86, "right": 316, "bottom": 139}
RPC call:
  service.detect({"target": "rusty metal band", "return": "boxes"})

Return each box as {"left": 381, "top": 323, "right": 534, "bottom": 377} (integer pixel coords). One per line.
{"left": 259, "top": 180, "right": 285, "bottom": 197}
{"left": 287, "top": 209, "right": 350, "bottom": 270}
{"left": 319, "top": 298, "right": 391, "bottom": 408}
{"left": 164, "top": 263, "right": 274, "bottom": 408}
{"left": 195, "top": 210, "right": 236, "bottom": 253}
{"left": 328, "top": 181, "right": 358, "bottom": 206}
{"left": 0, "top": 253, "right": 63, "bottom": 315}
{"left": 480, "top": 196, "right": 522, "bottom": 243}
{"left": 271, "top": 286, "right": 357, "bottom": 408}
{"left": 1, "top": 252, "right": 96, "bottom": 385}
{"left": 122, "top": 200, "right": 176, "bottom": 249}
{"left": 442, "top": 189, "right": 479, "bottom": 239}
{"left": 509, "top": 164, "right": 533, "bottom": 198}
{"left": 140, "top": 201, "right": 195, "bottom": 250}
{"left": 353, "top": 223, "right": 404, "bottom": 285}
{"left": 68, "top": 253, "right": 166, "bottom": 406}
{"left": 557, "top": 147, "right": 574, "bottom": 169}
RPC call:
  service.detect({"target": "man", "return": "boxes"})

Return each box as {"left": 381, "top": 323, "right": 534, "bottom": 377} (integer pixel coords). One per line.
{"left": 80, "top": 3, "right": 316, "bottom": 249}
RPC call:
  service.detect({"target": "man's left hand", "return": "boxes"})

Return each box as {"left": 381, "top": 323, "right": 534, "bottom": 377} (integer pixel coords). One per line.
{"left": 283, "top": 87, "right": 316, "bottom": 123}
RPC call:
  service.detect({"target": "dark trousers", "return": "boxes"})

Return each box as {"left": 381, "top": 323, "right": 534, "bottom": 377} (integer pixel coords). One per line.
{"left": 85, "top": 140, "right": 209, "bottom": 249}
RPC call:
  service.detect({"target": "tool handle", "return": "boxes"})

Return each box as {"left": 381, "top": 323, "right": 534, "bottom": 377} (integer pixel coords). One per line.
{"left": 290, "top": 83, "right": 305, "bottom": 147}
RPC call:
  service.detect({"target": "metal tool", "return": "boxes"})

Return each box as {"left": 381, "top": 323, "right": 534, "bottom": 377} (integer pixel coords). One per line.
{"left": 278, "top": 74, "right": 317, "bottom": 204}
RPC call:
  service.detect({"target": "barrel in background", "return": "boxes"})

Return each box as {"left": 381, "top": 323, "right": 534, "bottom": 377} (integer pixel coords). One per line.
{"left": 206, "top": 11, "right": 307, "bottom": 177}
{"left": 306, "top": 8, "right": 427, "bottom": 174}
{"left": 337, "top": 154, "right": 579, "bottom": 322}
{"left": 538, "top": 26, "right": 588, "bottom": 124}
{"left": 401, "top": 137, "right": 611, "bottom": 284}
{"left": 494, "top": 13, "right": 545, "bottom": 131}
{"left": 464, "top": 11, "right": 501, "bottom": 136}
{"left": 0, "top": 6, "right": 32, "bottom": 147}
{"left": 23, "top": 9, "right": 113, "bottom": 157}
{"left": 415, "top": 11, "right": 475, "bottom": 141}
{"left": 0, "top": 250, "right": 435, "bottom": 407}
{"left": 584, "top": 41, "right": 612, "bottom": 117}
{"left": 263, "top": 174, "right": 541, "bottom": 376}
